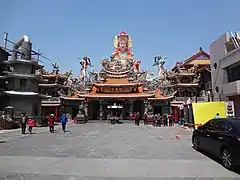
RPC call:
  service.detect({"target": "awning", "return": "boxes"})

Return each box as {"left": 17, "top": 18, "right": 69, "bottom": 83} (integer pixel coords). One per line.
{"left": 107, "top": 105, "right": 123, "bottom": 109}
{"left": 4, "top": 91, "right": 38, "bottom": 96}
{"left": 41, "top": 104, "right": 60, "bottom": 107}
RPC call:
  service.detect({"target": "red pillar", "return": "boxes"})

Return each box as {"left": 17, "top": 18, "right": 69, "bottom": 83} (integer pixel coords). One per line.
{"left": 55, "top": 107, "right": 58, "bottom": 121}
{"left": 173, "top": 106, "right": 178, "bottom": 123}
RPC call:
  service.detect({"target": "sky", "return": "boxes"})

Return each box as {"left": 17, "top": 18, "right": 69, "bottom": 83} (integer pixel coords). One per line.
{"left": 0, "top": 0, "right": 240, "bottom": 76}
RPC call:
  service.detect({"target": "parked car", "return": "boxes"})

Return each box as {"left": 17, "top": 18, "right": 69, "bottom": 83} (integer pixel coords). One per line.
{"left": 192, "top": 118, "right": 240, "bottom": 170}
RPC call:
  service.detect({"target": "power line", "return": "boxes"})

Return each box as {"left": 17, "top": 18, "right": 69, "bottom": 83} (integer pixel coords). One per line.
{"left": 4, "top": 38, "right": 55, "bottom": 63}
{"left": 0, "top": 46, "right": 44, "bottom": 63}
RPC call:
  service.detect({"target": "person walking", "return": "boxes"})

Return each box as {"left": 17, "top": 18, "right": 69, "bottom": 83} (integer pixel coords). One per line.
{"left": 20, "top": 113, "right": 27, "bottom": 134}
{"left": 168, "top": 113, "right": 173, "bottom": 126}
{"left": 136, "top": 112, "right": 140, "bottom": 126}
{"left": 48, "top": 114, "right": 55, "bottom": 133}
{"left": 143, "top": 112, "right": 148, "bottom": 125}
{"left": 163, "top": 114, "right": 168, "bottom": 126}
{"left": 133, "top": 112, "right": 137, "bottom": 125}
{"left": 152, "top": 114, "right": 157, "bottom": 127}
{"left": 214, "top": 113, "right": 220, "bottom": 119}
{"left": 157, "top": 114, "right": 161, "bottom": 127}
{"left": 59, "top": 113, "right": 68, "bottom": 132}
{"left": 27, "top": 118, "right": 35, "bottom": 134}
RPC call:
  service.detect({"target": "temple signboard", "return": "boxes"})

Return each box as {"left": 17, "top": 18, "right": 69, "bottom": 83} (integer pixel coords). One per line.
{"left": 96, "top": 87, "right": 138, "bottom": 93}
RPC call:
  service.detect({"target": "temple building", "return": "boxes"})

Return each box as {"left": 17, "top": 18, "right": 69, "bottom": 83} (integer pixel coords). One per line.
{"left": 60, "top": 32, "right": 176, "bottom": 121}
{"left": 39, "top": 64, "right": 71, "bottom": 120}
{"left": 167, "top": 48, "right": 212, "bottom": 123}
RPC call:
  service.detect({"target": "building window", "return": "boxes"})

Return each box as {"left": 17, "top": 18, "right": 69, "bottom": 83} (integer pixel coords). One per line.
{"left": 227, "top": 64, "right": 240, "bottom": 82}
{"left": 213, "top": 63, "right": 217, "bottom": 70}
{"left": 215, "top": 86, "right": 219, "bottom": 94}
{"left": 20, "top": 79, "right": 27, "bottom": 91}
{"left": 31, "top": 65, "right": 35, "bottom": 74}
{"left": 34, "top": 104, "right": 38, "bottom": 116}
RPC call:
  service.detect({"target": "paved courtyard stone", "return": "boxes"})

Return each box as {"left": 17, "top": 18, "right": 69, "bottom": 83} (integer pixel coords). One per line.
{"left": 0, "top": 123, "right": 239, "bottom": 179}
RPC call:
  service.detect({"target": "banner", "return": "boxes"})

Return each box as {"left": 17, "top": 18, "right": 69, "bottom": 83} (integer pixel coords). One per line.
{"left": 225, "top": 101, "right": 235, "bottom": 117}
{"left": 192, "top": 102, "right": 226, "bottom": 126}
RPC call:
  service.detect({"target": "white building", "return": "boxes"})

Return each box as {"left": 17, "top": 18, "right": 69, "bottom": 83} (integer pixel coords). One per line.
{"left": 210, "top": 31, "right": 240, "bottom": 117}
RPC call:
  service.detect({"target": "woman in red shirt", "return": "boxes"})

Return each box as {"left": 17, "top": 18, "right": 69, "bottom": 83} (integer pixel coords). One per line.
{"left": 27, "top": 118, "right": 35, "bottom": 134}
{"left": 48, "top": 114, "right": 55, "bottom": 133}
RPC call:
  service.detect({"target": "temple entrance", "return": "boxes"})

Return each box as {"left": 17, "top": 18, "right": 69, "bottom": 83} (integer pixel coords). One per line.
{"left": 88, "top": 100, "right": 100, "bottom": 120}
{"left": 153, "top": 101, "right": 171, "bottom": 116}
{"left": 105, "top": 101, "right": 123, "bottom": 119}
{"left": 106, "top": 102, "right": 123, "bottom": 118}
{"left": 153, "top": 106, "right": 162, "bottom": 115}
{"left": 72, "top": 106, "right": 79, "bottom": 119}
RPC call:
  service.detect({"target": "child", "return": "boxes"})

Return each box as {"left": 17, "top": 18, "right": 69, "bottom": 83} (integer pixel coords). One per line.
{"left": 28, "top": 118, "right": 35, "bottom": 134}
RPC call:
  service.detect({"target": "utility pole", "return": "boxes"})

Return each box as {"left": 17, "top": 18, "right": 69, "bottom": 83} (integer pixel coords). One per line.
{"left": 3, "top": 32, "right": 8, "bottom": 50}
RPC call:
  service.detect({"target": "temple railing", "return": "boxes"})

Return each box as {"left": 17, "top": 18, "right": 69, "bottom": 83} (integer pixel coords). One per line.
{"left": 42, "top": 97, "right": 61, "bottom": 104}
{"left": 42, "top": 97, "right": 60, "bottom": 102}
{"left": 174, "top": 97, "right": 206, "bottom": 102}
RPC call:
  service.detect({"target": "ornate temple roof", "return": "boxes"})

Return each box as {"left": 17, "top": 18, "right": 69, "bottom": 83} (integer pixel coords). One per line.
{"left": 42, "top": 74, "right": 67, "bottom": 79}
{"left": 183, "top": 47, "right": 210, "bottom": 64}
{"left": 39, "top": 83, "right": 69, "bottom": 88}
{"left": 188, "top": 60, "right": 210, "bottom": 65}
{"left": 171, "top": 47, "right": 210, "bottom": 71}
{"left": 78, "top": 92, "right": 154, "bottom": 99}
{"left": 63, "top": 31, "right": 175, "bottom": 101}
{"left": 147, "top": 88, "right": 176, "bottom": 100}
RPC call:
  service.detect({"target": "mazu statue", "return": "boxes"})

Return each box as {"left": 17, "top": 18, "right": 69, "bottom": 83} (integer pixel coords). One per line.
{"left": 101, "top": 31, "right": 135, "bottom": 72}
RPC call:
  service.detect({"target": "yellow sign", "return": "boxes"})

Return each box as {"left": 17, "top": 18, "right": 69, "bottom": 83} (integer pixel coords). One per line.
{"left": 192, "top": 102, "right": 226, "bottom": 126}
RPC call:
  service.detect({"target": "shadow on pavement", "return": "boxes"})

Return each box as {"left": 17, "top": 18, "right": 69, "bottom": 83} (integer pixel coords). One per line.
{"left": 192, "top": 146, "right": 240, "bottom": 175}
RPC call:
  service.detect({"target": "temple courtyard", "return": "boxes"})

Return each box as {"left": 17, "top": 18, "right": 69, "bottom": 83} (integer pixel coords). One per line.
{"left": 0, "top": 122, "right": 239, "bottom": 179}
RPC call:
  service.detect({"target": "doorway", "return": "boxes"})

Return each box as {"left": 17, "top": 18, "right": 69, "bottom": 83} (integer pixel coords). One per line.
{"left": 88, "top": 100, "right": 100, "bottom": 120}
{"left": 134, "top": 100, "right": 143, "bottom": 118}
{"left": 153, "top": 106, "right": 162, "bottom": 115}
{"left": 105, "top": 100, "right": 123, "bottom": 118}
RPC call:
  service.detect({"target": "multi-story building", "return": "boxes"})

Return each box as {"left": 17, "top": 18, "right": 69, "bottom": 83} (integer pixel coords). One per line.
{"left": 0, "top": 47, "right": 11, "bottom": 101}
{"left": 210, "top": 31, "right": 240, "bottom": 117}
{"left": 0, "top": 35, "right": 49, "bottom": 119}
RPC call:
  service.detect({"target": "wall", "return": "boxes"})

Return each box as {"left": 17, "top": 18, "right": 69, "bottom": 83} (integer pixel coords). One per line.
{"left": 12, "top": 63, "right": 33, "bottom": 74}
{"left": 27, "top": 79, "right": 38, "bottom": 92}
{"left": 6, "top": 78, "right": 39, "bottom": 92}
{"left": 9, "top": 96, "right": 41, "bottom": 116}
{"left": 0, "top": 96, "right": 10, "bottom": 110}
{"left": 221, "top": 48, "right": 240, "bottom": 69}
{"left": 0, "top": 49, "right": 9, "bottom": 62}
{"left": 0, "top": 49, "right": 9, "bottom": 91}
{"left": 5, "top": 77, "right": 15, "bottom": 90}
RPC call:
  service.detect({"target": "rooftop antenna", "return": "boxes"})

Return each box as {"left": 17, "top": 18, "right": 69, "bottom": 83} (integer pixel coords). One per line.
{"left": 37, "top": 49, "right": 41, "bottom": 62}
{"left": 230, "top": 31, "right": 239, "bottom": 48}
{"left": 236, "top": 32, "right": 240, "bottom": 41}
{"left": 3, "top": 32, "right": 8, "bottom": 50}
